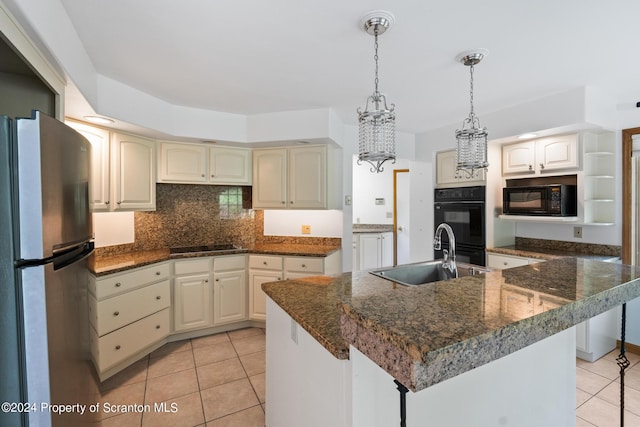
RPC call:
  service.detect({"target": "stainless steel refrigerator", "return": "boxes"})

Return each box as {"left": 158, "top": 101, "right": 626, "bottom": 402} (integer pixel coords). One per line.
{"left": 0, "top": 111, "right": 98, "bottom": 426}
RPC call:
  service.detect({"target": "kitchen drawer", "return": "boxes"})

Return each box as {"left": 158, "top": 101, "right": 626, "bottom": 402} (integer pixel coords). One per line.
{"left": 92, "top": 308, "right": 170, "bottom": 371}
{"left": 214, "top": 254, "right": 246, "bottom": 272}
{"left": 90, "top": 262, "right": 170, "bottom": 299}
{"left": 174, "top": 257, "right": 212, "bottom": 275}
{"left": 90, "top": 280, "right": 170, "bottom": 336}
{"left": 486, "top": 253, "right": 529, "bottom": 270}
{"left": 284, "top": 256, "right": 324, "bottom": 274}
{"left": 249, "top": 255, "right": 283, "bottom": 271}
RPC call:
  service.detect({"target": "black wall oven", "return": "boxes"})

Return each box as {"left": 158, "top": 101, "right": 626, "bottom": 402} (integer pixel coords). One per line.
{"left": 434, "top": 186, "right": 486, "bottom": 266}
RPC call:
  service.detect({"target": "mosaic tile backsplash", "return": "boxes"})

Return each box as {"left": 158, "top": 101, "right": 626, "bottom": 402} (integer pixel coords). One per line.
{"left": 96, "top": 184, "right": 341, "bottom": 257}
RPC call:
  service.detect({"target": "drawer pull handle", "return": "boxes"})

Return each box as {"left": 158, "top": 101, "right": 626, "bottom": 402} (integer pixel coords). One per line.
{"left": 156, "top": 271, "right": 161, "bottom": 276}
{"left": 114, "top": 311, "right": 120, "bottom": 316}
{"left": 156, "top": 296, "right": 161, "bottom": 300}
{"left": 503, "top": 262, "right": 508, "bottom": 266}
{"left": 115, "top": 282, "right": 121, "bottom": 287}
{"left": 263, "top": 261, "right": 267, "bottom": 265}
{"left": 115, "top": 345, "right": 121, "bottom": 350}
{"left": 301, "top": 264, "right": 306, "bottom": 268}
{"left": 215, "top": 278, "right": 220, "bottom": 282}
{"left": 156, "top": 325, "right": 161, "bottom": 329}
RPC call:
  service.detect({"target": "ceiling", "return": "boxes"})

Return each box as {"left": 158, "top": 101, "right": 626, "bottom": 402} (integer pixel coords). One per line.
{"left": 58, "top": 0, "right": 640, "bottom": 136}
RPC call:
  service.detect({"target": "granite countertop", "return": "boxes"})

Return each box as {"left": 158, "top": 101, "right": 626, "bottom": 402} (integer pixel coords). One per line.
{"left": 90, "top": 244, "right": 340, "bottom": 276}
{"left": 262, "top": 258, "right": 640, "bottom": 392}
{"left": 487, "top": 238, "right": 621, "bottom": 262}
{"left": 352, "top": 224, "right": 394, "bottom": 233}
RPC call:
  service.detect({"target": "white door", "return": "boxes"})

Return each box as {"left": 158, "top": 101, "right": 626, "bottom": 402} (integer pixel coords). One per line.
{"left": 213, "top": 270, "right": 247, "bottom": 325}
{"left": 395, "top": 171, "right": 410, "bottom": 265}
{"left": 249, "top": 270, "right": 281, "bottom": 320}
{"left": 173, "top": 274, "right": 211, "bottom": 331}
{"left": 359, "top": 234, "right": 381, "bottom": 270}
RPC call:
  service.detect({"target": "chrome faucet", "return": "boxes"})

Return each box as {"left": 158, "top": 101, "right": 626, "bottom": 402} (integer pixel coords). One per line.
{"left": 433, "top": 223, "right": 457, "bottom": 276}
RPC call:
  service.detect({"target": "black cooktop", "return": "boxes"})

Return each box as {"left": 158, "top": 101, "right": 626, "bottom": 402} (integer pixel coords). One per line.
{"left": 169, "top": 243, "right": 238, "bottom": 255}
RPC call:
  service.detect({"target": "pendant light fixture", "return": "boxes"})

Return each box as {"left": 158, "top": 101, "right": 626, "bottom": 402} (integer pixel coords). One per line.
{"left": 455, "top": 49, "right": 489, "bottom": 177}
{"left": 357, "top": 11, "right": 396, "bottom": 173}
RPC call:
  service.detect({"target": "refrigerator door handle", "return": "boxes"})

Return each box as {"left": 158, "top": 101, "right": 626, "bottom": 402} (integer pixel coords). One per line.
{"left": 15, "top": 241, "right": 94, "bottom": 270}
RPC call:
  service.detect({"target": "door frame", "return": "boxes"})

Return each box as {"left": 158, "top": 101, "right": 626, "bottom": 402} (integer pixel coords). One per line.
{"left": 393, "top": 169, "right": 409, "bottom": 266}
{"left": 622, "top": 127, "right": 640, "bottom": 264}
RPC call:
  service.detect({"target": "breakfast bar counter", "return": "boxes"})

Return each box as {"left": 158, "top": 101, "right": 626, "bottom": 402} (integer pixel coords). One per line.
{"left": 262, "top": 258, "right": 640, "bottom": 426}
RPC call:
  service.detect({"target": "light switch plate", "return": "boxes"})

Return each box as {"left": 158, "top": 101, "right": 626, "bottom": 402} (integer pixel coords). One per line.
{"left": 301, "top": 225, "right": 311, "bottom": 234}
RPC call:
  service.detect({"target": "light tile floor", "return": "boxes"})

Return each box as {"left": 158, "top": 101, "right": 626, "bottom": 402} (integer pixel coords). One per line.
{"left": 93, "top": 327, "right": 640, "bottom": 427}
{"left": 577, "top": 349, "right": 640, "bottom": 426}
{"left": 94, "top": 327, "right": 266, "bottom": 427}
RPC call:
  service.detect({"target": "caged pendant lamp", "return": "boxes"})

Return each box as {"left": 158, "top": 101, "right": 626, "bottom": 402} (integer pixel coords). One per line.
{"left": 357, "top": 11, "right": 396, "bottom": 173}
{"left": 455, "top": 49, "right": 489, "bottom": 177}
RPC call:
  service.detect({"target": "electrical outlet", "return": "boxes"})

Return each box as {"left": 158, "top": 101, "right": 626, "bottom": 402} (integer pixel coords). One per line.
{"left": 573, "top": 226, "right": 582, "bottom": 238}
{"left": 301, "top": 225, "right": 311, "bottom": 234}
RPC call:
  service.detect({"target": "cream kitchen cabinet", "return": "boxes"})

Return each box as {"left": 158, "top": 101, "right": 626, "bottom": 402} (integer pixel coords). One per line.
{"left": 65, "top": 120, "right": 111, "bottom": 210}
{"left": 486, "top": 253, "right": 543, "bottom": 270}
{"left": 157, "top": 142, "right": 251, "bottom": 185}
{"left": 173, "top": 258, "right": 212, "bottom": 332}
{"left": 65, "top": 120, "right": 156, "bottom": 211}
{"left": 436, "top": 149, "right": 485, "bottom": 187}
{"left": 249, "top": 255, "right": 283, "bottom": 321}
{"left": 249, "top": 251, "right": 341, "bottom": 320}
{"left": 213, "top": 255, "right": 248, "bottom": 325}
{"left": 252, "top": 145, "right": 335, "bottom": 209}
{"left": 88, "top": 262, "right": 170, "bottom": 381}
{"left": 355, "top": 232, "right": 393, "bottom": 271}
{"left": 502, "top": 134, "right": 578, "bottom": 175}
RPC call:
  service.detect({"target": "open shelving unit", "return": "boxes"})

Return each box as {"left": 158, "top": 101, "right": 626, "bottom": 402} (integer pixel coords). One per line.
{"left": 582, "top": 132, "right": 616, "bottom": 225}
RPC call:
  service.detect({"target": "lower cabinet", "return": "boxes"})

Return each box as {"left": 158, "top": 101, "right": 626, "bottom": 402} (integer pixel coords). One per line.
{"left": 173, "top": 258, "right": 213, "bottom": 332}
{"left": 88, "top": 262, "right": 171, "bottom": 381}
{"left": 249, "top": 251, "right": 342, "bottom": 320}
{"left": 213, "top": 255, "right": 248, "bottom": 325}
{"left": 354, "top": 232, "right": 393, "bottom": 271}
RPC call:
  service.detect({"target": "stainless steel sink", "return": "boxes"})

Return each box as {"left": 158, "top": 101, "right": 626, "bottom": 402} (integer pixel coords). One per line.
{"left": 370, "top": 260, "right": 489, "bottom": 286}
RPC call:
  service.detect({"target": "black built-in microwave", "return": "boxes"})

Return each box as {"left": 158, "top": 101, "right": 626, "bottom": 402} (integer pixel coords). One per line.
{"left": 503, "top": 184, "right": 577, "bottom": 216}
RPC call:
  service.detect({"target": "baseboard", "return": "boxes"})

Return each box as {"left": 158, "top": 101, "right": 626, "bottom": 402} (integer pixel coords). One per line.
{"left": 617, "top": 340, "right": 640, "bottom": 355}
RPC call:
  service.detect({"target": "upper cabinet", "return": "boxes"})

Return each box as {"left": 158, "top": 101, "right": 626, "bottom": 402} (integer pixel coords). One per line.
{"left": 502, "top": 134, "right": 579, "bottom": 175}
{"left": 157, "top": 142, "right": 251, "bottom": 185}
{"left": 66, "top": 120, "right": 156, "bottom": 212}
{"left": 436, "top": 149, "right": 485, "bottom": 187}
{"left": 253, "top": 145, "right": 336, "bottom": 209}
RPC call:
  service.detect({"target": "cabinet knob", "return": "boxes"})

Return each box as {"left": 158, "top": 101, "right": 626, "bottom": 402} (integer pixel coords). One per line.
{"left": 290, "top": 201, "right": 294, "bottom": 204}
{"left": 205, "top": 279, "right": 209, "bottom": 283}
{"left": 301, "top": 264, "right": 306, "bottom": 268}
{"left": 215, "top": 278, "right": 220, "bottom": 282}
{"left": 201, "top": 174, "right": 205, "bottom": 177}
{"left": 528, "top": 165, "right": 533, "bottom": 171}
{"left": 155, "top": 271, "right": 161, "bottom": 276}
{"left": 263, "top": 261, "right": 268, "bottom": 265}
{"left": 155, "top": 325, "right": 161, "bottom": 330}
{"left": 115, "top": 345, "right": 121, "bottom": 350}
{"left": 156, "top": 296, "right": 161, "bottom": 300}
{"left": 115, "top": 282, "right": 121, "bottom": 288}
{"left": 211, "top": 174, "right": 215, "bottom": 178}
{"left": 503, "top": 262, "right": 508, "bottom": 266}
{"left": 117, "top": 201, "right": 122, "bottom": 205}
{"left": 105, "top": 200, "right": 110, "bottom": 205}
{"left": 539, "top": 163, "right": 545, "bottom": 170}
{"left": 114, "top": 311, "right": 120, "bottom": 316}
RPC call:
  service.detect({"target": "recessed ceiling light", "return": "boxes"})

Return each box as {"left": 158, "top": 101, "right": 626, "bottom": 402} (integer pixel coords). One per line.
{"left": 84, "top": 115, "right": 114, "bottom": 125}
{"left": 517, "top": 133, "right": 537, "bottom": 139}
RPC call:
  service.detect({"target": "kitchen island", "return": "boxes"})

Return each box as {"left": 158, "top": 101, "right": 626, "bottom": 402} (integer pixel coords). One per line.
{"left": 262, "top": 258, "right": 640, "bottom": 427}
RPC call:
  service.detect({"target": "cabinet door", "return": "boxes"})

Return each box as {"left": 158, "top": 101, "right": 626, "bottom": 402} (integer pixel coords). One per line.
{"left": 502, "top": 141, "right": 535, "bottom": 175}
{"left": 536, "top": 134, "right": 578, "bottom": 172}
{"left": 213, "top": 270, "right": 247, "bottom": 325}
{"left": 173, "top": 274, "right": 211, "bottom": 331}
{"left": 436, "top": 150, "right": 459, "bottom": 185}
{"left": 158, "top": 142, "right": 207, "bottom": 183}
{"left": 359, "top": 234, "right": 381, "bottom": 271}
{"left": 289, "top": 146, "right": 326, "bottom": 209}
{"left": 253, "top": 148, "right": 287, "bottom": 208}
{"left": 380, "top": 232, "right": 394, "bottom": 268}
{"left": 112, "top": 133, "right": 156, "bottom": 210}
{"left": 65, "top": 121, "right": 111, "bottom": 210}
{"left": 210, "top": 147, "right": 251, "bottom": 185}
{"left": 249, "top": 270, "right": 281, "bottom": 321}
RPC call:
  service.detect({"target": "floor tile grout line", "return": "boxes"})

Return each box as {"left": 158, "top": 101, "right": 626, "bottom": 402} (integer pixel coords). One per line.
{"left": 191, "top": 340, "right": 209, "bottom": 426}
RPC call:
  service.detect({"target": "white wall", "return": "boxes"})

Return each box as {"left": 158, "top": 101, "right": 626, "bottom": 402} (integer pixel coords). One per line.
{"left": 263, "top": 210, "right": 343, "bottom": 238}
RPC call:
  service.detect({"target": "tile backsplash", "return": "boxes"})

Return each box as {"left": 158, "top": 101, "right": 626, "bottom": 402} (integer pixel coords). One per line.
{"left": 95, "top": 184, "right": 341, "bottom": 257}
